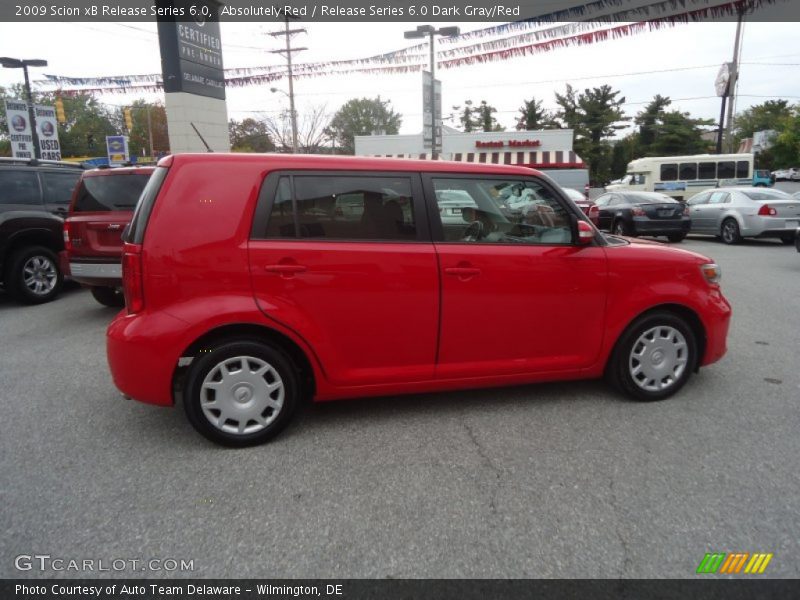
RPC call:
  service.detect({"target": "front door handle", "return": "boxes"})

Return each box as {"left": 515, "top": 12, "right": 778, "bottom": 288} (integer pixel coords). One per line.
{"left": 265, "top": 264, "right": 307, "bottom": 275}
{"left": 444, "top": 267, "right": 481, "bottom": 277}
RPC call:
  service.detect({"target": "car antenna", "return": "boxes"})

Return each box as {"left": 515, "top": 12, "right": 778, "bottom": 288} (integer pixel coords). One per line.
{"left": 190, "top": 122, "right": 213, "bottom": 152}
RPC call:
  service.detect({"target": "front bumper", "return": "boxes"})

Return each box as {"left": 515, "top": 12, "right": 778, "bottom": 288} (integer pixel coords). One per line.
{"left": 699, "top": 288, "right": 732, "bottom": 367}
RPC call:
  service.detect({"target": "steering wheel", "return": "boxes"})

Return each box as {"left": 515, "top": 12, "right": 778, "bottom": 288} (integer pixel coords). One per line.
{"left": 463, "top": 220, "right": 484, "bottom": 242}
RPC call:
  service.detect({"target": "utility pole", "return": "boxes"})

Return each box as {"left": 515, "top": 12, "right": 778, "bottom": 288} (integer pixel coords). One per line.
{"left": 724, "top": 8, "right": 746, "bottom": 152}
{"left": 146, "top": 105, "right": 154, "bottom": 159}
{"left": 269, "top": 11, "right": 306, "bottom": 153}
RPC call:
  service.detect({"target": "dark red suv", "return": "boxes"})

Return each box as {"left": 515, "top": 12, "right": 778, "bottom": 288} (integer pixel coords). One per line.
{"left": 107, "top": 154, "right": 731, "bottom": 446}
{"left": 64, "top": 166, "right": 153, "bottom": 306}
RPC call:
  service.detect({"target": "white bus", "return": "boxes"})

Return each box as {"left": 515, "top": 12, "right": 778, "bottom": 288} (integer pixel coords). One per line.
{"left": 606, "top": 153, "right": 754, "bottom": 201}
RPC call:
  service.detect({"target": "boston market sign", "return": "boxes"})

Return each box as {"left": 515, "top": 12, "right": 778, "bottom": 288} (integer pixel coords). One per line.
{"left": 475, "top": 139, "right": 542, "bottom": 148}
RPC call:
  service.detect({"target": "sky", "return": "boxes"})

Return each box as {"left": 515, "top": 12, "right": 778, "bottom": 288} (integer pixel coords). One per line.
{"left": 1, "top": 6, "right": 799, "bottom": 140}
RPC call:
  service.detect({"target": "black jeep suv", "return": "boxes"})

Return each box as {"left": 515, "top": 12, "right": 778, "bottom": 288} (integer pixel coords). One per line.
{"left": 0, "top": 158, "right": 84, "bottom": 303}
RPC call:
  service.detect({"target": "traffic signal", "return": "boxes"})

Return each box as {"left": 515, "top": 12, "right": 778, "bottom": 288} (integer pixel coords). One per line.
{"left": 124, "top": 108, "right": 133, "bottom": 131}
{"left": 55, "top": 98, "right": 66, "bottom": 124}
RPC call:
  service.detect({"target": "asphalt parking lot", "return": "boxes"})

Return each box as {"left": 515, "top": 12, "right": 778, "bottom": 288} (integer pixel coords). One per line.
{"left": 2, "top": 234, "right": 799, "bottom": 579}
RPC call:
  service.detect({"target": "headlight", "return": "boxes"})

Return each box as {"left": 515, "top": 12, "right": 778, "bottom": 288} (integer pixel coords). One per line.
{"left": 700, "top": 263, "right": 721, "bottom": 284}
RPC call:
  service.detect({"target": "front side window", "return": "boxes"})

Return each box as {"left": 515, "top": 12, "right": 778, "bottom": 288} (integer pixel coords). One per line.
{"left": 265, "top": 175, "right": 416, "bottom": 241}
{"left": 432, "top": 177, "right": 572, "bottom": 245}
{"left": 687, "top": 192, "right": 710, "bottom": 206}
{"left": 709, "top": 192, "right": 729, "bottom": 204}
{"left": 737, "top": 161, "right": 750, "bottom": 178}
{"left": 0, "top": 170, "right": 40, "bottom": 205}
{"left": 660, "top": 164, "right": 678, "bottom": 181}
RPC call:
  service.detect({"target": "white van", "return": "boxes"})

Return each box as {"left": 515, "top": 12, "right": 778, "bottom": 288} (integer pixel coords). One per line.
{"left": 606, "top": 154, "right": 754, "bottom": 201}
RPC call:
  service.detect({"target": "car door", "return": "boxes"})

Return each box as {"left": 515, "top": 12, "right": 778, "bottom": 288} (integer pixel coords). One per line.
{"left": 686, "top": 192, "right": 714, "bottom": 232}
{"left": 425, "top": 174, "right": 608, "bottom": 378}
{"left": 249, "top": 171, "right": 439, "bottom": 387}
{"left": 706, "top": 191, "right": 731, "bottom": 233}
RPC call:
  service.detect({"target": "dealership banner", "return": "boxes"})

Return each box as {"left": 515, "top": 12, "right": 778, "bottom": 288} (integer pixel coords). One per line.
{"left": 34, "top": 105, "right": 62, "bottom": 161}
{"left": 4, "top": 99, "right": 34, "bottom": 159}
{"left": 3, "top": 579, "right": 800, "bottom": 599}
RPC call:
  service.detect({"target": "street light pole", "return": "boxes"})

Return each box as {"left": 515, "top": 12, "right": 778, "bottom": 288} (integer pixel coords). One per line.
{"left": 1, "top": 56, "right": 48, "bottom": 160}
{"left": 403, "top": 26, "right": 459, "bottom": 160}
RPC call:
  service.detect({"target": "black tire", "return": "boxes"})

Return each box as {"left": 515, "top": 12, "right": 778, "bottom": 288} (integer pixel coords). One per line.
{"left": 613, "top": 219, "right": 631, "bottom": 236}
{"left": 779, "top": 234, "right": 795, "bottom": 245}
{"left": 4, "top": 245, "right": 63, "bottom": 304}
{"left": 606, "top": 310, "right": 697, "bottom": 402}
{"left": 720, "top": 218, "right": 742, "bottom": 245}
{"left": 183, "top": 340, "right": 301, "bottom": 446}
{"left": 90, "top": 286, "right": 125, "bottom": 307}
{"left": 667, "top": 233, "right": 686, "bottom": 243}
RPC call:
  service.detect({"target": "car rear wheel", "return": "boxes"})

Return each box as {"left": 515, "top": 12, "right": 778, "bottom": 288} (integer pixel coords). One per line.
{"left": 5, "top": 246, "right": 63, "bottom": 304}
{"left": 667, "top": 233, "right": 686, "bottom": 243}
{"left": 183, "top": 340, "right": 300, "bottom": 446}
{"left": 613, "top": 220, "right": 630, "bottom": 236}
{"left": 90, "top": 286, "right": 125, "bottom": 307}
{"left": 607, "top": 311, "right": 697, "bottom": 402}
{"left": 720, "top": 219, "right": 741, "bottom": 244}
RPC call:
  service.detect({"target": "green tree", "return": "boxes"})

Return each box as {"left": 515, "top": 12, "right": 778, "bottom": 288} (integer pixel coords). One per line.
{"left": 649, "top": 110, "right": 714, "bottom": 156}
{"left": 325, "top": 97, "right": 401, "bottom": 155}
{"left": 634, "top": 94, "right": 672, "bottom": 154}
{"left": 516, "top": 97, "right": 557, "bottom": 130}
{"left": 770, "top": 104, "right": 800, "bottom": 168}
{"left": 229, "top": 117, "right": 274, "bottom": 152}
{"left": 125, "top": 100, "right": 170, "bottom": 159}
{"left": 555, "top": 84, "right": 629, "bottom": 183}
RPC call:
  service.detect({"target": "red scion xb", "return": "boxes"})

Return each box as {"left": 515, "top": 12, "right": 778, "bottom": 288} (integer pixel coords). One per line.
{"left": 107, "top": 154, "right": 731, "bottom": 446}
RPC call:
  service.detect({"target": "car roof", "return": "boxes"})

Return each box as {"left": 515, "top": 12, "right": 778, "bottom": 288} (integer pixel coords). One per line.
{"left": 160, "top": 153, "right": 543, "bottom": 177}
{"left": 82, "top": 166, "right": 156, "bottom": 177}
{"left": 0, "top": 157, "right": 84, "bottom": 170}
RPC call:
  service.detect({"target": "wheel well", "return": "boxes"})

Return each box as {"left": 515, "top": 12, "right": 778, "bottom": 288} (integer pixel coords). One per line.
{"left": 612, "top": 304, "right": 707, "bottom": 373}
{"left": 172, "top": 323, "right": 316, "bottom": 403}
{"left": 3, "top": 232, "right": 62, "bottom": 277}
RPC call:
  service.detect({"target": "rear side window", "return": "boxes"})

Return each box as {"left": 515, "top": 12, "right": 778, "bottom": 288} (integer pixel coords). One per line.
{"left": 73, "top": 172, "right": 151, "bottom": 212}
{"left": 717, "top": 161, "right": 735, "bottom": 179}
{"left": 660, "top": 164, "right": 678, "bottom": 181}
{"left": 41, "top": 171, "right": 81, "bottom": 205}
{"left": 679, "top": 163, "right": 697, "bottom": 180}
{"left": 265, "top": 175, "right": 416, "bottom": 241}
{"left": 737, "top": 161, "right": 749, "bottom": 178}
{"left": 126, "top": 167, "right": 168, "bottom": 244}
{"left": 0, "top": 170, "right": 40, "bottom": 205}
{"left": 699, "top": 162, "right": 716, "bottom": 179}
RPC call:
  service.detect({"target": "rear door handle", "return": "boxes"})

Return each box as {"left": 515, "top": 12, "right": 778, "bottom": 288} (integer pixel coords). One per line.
{"left": 444, "top": 267, "right": 481, "bottom": 277}
{"left": 264, "top": 264, "right": 307, "bottom": 275}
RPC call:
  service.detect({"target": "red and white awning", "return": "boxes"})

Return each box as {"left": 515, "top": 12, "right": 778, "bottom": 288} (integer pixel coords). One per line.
{"left": 370, "top": 151, "right": 585, "bottom": 169}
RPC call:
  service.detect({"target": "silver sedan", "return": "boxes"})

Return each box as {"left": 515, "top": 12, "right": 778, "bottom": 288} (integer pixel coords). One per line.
{"left": 685, "top": 187, "right": 800, "bottom": 244}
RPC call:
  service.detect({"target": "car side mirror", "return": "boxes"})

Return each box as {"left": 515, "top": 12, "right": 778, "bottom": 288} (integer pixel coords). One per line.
{"left": 570, "top": 213, "right": 594, "bottom": 245}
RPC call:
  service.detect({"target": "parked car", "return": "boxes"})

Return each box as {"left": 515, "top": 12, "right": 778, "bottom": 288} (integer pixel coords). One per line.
{"left": 107, "top": 154, "right": 731, "bottom": 446}
{"left": 685, "top": 187, "right": 800, "bottom": 244}
{"left": 0, "top": 157, "right": 84, "bottom": 303}
{"left": 593, "top": 191, "right": 690, "bottom": 242}
{"left": 772, "top": 169, "right": 791, "bottom": 181}
{"left": 752, "top": 169, "right": 774, "bottom": 187}
{"left": 64, "top": 166, "right": 154, "bottom": 306}
{"left": 561, "top": 187, "right": 598, "bottom": 225}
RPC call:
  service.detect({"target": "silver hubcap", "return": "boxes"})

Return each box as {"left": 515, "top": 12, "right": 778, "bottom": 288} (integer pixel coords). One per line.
{"left": 22, "top": 255, "right": 57, "bottom": 296}
{"left": 614, "top": 223, "right": 624, "bottom": 235}
{"left": 723, "top": 222, "right": 736, "bottom": 242}
{"left": 628, "top": 326, "right": 688, "bottom": 392}
{"left": 200, "top": 356, "right": 284, "bottom": 436}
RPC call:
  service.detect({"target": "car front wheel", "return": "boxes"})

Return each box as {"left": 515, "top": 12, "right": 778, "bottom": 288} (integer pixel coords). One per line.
{"left": 5, "top": 246, "right": 63, "bottom": 304}
{"left": 720, "top": 218, "right": 742, "bottom": 244}
{"left": 183, "top": 340, "right": 300, "bottom": 446}
{"left": 613, "top": 220, "right": 630, "bottom": 236}
{"left": 607, "top": 311, "right": 697, "bottom": 401}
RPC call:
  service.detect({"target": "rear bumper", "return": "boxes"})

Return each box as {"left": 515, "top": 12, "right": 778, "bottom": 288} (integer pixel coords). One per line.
{"left": 69, "top": 260, "right": 122, "bottom": 287}
{"left": 741, "top": 216, "right": 800, "bottom": 237}
{"left": 631, "top": 217, "right": 691, "bottom": 236}
{"left": 699, "top": 289, "right": 732, "bottom": 367}
{"left": 107, "top": 310, "right": 186, "bottom": 406}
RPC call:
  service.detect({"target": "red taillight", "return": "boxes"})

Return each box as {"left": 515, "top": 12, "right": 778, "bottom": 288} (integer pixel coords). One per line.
{"left": 63, "top": 221, "right": 72, "bottom": 251}
{"left": 589, "top": 204, "right": 599, "bottom": 215}
{"left": 758, "top": 204, "right": 777, "bottom": 216}
{"left": 122, "top": 242, "right": 144, "bottom": 314}
{"left": 632, "top": 207, "right": 646, "bottom": 216}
